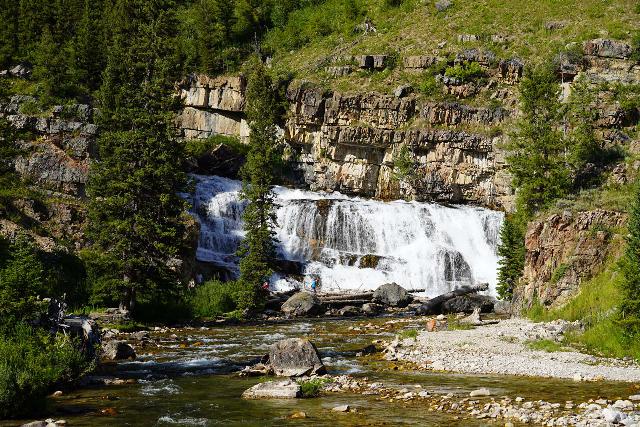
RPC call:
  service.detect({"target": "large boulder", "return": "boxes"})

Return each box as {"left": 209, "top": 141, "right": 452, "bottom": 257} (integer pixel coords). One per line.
{"left": 242, "top": 379, "right": 301, "bottom": 399}
{"left": 372, "top": 283, "right": 412, "bottom": 307}
{"left": 281, "top": 292, "right": 323, "bottom": 317}
{"left": 269, "top": 338, "right": 326, "bottom": 377}
{"left": 583, "top": 38, "right": 632, "bottom": 59}
{"left": 441, "top": 294, "right": 494, "bottom": 314}
{"left": 101, "top": 340, "right": 136, "bottom": 361}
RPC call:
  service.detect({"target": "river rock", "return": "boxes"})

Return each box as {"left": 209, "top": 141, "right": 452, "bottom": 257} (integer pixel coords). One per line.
{"left": 602, "top": 407, "right": 625, "bottom": 423}
{"left": 362, "top": 303, "right": 383, "bottom": 316}
{"left": 281, "top": 292, "right": 323, "bottom": 317}
{"left": 469, "top": 388, "right": 491, "bottom": 397}
{"left": 332, "top": 404, "right": 351, "bottom": 412}
{"left": 269, "top": 338, "right": 326, "bottom": 376}
{"left": 101, "top": 340, "right": 136, "bottom": 361}
{"left": 372, "top": 283, "right": 412, "bottom": 307}
{"left": 441, "top": 294, "right": 494, "bottom": 314}
{"left": 338, "top": 305, "right": 360, "bottom": 317}
{"left": 242, "top": 379, "right": 301, "bottom": 399}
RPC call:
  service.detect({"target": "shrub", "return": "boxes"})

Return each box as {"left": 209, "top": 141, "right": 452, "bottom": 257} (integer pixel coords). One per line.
{"left": 0, "top": 324, "right": 92, "bottom": 418}
{"left": 299, "top": 377, "right": 331, "bottom": 397}
{"left": 185, "top": 134, "right": 248, "bottom": 159}
{"left": 190, "top": 279, "right": 246, "bottom": 318}
{"left": 444, "top": 61, "right": 484, "bottom": 82}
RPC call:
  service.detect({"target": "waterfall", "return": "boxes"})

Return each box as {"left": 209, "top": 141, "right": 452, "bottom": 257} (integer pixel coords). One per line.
{"left": 188, "top": 175, "right": 504, "bottom": 297}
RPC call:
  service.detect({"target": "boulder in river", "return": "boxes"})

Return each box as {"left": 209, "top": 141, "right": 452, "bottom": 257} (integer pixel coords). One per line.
{"left": 101, "top": 340, "right": 136, "bottom": 361}
{"left": 269, "top": 338, "right": 326, "bottom": 376}
{"left": 338, "top": 305, "right": 360, "bottom": 317}
{"left": 362, "top": 302, "right": 383, "bottom": 316}
{"left": 372, "top": 283, "right": 412, "bottom": 307}
{"left": 441, "top": 294, "right": 494, "bottom": 314}
{"left": 242, "top": 379, "right": 301, "bottom": 399}
{"left": 281, "top": 291, "right": 323, "bottom": 317}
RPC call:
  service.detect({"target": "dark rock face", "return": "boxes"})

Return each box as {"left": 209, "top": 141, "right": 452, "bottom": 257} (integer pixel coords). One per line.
{"left": 269, "top": 338, "right": 326, "bottom": 377}
{"left": 583, "top": 39, "right": 632, "bottom": 59}
{"left": 189, "top": 143, "right": 244, "bottom": 178}
{"left": 441, "top": 294, "right": 494, "bottom": 314}
{"left": 281, "top": 292, "right": 323, "bottom": 317}
{"left": 372, "top": 283, "right": 412, "bottom": 307}
{"left": 102, "top": 340, "right": 136, "bottom": 361}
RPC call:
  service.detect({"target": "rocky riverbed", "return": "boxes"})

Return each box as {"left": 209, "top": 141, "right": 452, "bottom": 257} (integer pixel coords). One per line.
{"left": 387, "top": 317, "right": 640, "bottom": 382}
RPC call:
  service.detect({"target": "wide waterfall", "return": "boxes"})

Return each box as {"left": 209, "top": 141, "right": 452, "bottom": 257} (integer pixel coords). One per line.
{"left": 188, "top": 175, "right": 504, "bottom": 297}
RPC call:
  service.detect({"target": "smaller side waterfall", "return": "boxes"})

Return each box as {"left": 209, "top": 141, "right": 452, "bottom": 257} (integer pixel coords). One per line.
{"left": 188, "top": 175, "right": 504, "bottom": 297}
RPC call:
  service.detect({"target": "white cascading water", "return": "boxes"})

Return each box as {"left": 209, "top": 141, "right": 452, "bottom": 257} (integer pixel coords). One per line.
{"left": 188, "top": 175, "right": 504, "bottom": 297}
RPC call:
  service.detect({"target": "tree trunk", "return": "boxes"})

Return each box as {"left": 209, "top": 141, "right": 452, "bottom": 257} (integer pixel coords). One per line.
{"left": 119, "top": 274, "right": 136, "bottom": 313}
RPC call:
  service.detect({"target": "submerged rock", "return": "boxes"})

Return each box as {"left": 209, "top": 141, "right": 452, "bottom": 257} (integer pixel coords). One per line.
{"left": 281, "top": 291, "right": 323, "bottom": 317}
{"left": 270, "top": 338, "right": 326, "bottom": 377}
{"left": 101, "top": 340, "right": 136, "bottom": 361}
{"left": 242, "top": 379, "right": 301, "bottom": 399}
{"left": 373, "top": 283, "right": 412, "bottom": 307}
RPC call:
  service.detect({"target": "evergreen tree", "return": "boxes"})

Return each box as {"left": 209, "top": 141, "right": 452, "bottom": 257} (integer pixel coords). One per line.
{"left": 87, "top": 0, "right": 188, "bottom": 313}
{"left": 506, "top": 64, "right": 570, "bottom": 216}
{"left": 620, "top": 178, "right": 640, "bottom": 335}
{"left": 0, "top": 0, "right": 19, "bottom": 67}
{"left": 237, "top": 57, "right": 279, "bottom": 310}
{"left": 496, "top": 214, "right": 525, "bottom": 300}
{"left": 193, "top": 0, "right": 235, "bottom": 74}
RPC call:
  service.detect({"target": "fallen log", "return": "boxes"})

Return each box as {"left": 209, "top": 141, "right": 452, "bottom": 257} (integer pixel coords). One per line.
{"left": 318, "top": 292, "right": 374, "bottom": 301}
{"left": 415, "top": 283, "right": 489, "bottom": 315}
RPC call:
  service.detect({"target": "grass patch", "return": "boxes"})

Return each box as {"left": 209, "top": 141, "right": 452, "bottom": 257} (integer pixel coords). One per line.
{"left": 185, "top": 134, "right": 248, "bottom": 159}
{"left": 526, "top": 339, "right": 565, "bottom": 352}
{"left": 398, "top": 329, "right": 419, "bottom": 340}
{"left": 448, "top": 320, "right": 475, "bottom": 331}
{"left": 525, "top": 256, "right": 640, "bottom": 360}
{"left": 103, "top": 321, "right": 147, "bottom": 333}
{"left": 299, "top": 377, "right": 332, "bottom": 398}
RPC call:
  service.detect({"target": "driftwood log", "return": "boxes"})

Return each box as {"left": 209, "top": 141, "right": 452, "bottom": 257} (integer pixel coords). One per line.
{"left": 415, "top": 283, "right": 489, "bottom": 315}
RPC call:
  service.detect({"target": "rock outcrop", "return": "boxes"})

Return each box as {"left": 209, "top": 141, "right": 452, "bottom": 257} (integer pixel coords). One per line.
{"left": 515, "top": 209, "right": 627, "bottom": 308}
{"left": 269, "top": 338, "right": 326, "bottom": 377}
{"left": 101, "top": 340, "right": 136, "bottom": 361}
{"left": 242, "top": 379, "right": 301, "bottom": 399}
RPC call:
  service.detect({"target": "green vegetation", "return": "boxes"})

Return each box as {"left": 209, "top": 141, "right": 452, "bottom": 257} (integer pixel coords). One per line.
{"left": 620, "top": 179, "right": 640, "bottom": 334}
{"left": 0, "top": 324, "right": 92, "bottom": 418}
{"left": 299, "top": 377, "right": 331, "bottom": 397}
{"left": 525, "top": 339, "right": 565, "bottom": 352}
{"left": 447, "top": 320, "right": 475, "bottom": 331}
{"left": 391, "top": 144, "right": 415, "bottom": 182}
{"left": 444, "top": 62, "right": 484, "bottom": 82}
{"left": 236, "top": 57, "right": 280, "bottom": 311}
{"left": 398, "top": 328, "right": 418, "bottom": 340}
{"left": 550, "top": 263, "right": 570, "bottom": 284}
{"left": 189, "top": 279, "right": 248, "bottom": 318}
{"left": 86, "top": 0, "right": 189, "bottom": 313}
{"left": 185, "top": 134, "right": 248, "bottom": 159}
{"left": 496, "top": 215, "right": 525, "bottom": 300}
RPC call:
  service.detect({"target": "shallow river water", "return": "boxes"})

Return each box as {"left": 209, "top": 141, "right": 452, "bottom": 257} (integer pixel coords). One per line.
{"left": 7, "top": 316, "right": 637, "bottom": 426}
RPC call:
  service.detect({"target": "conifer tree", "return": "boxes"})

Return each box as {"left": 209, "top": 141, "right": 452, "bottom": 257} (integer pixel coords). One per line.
{"left": 506, "top": 64, "right": 569, "bottom": 216}
{"left": 87, "top": 0, "right": 188, "bottom": 313}
{"left": 237, "top": 57, "right": 279, "bottom": 310}
{"left": 496, "top": 214, "right": 525, "bottom": 300}
{"left": 620, "top": 178, "right": 640, "bottom": 334}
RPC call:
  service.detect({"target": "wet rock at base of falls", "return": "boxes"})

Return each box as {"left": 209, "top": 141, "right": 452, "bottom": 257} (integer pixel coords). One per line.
{"left": 242, "top": 379, "right": 302, "bottom": 399}
{"left": 281, "top": 291, "right": 323, "bottom": 317}
{"left": 362, "top": 302, "right": 383, "bottom": 316}
{"left": 372, "top": 283, "right": 412, "bottom": 307}
{"left": 440, "top": 294, "right": 494, "bottom": 314}
{"left": 269, "top": 338, "right": 326, "bottom": 377}
{"left": 338, "top": 305, "right": 361, "bottom": 317}
{"left": 101, "top": 340, "right": 136, "bottom": 361}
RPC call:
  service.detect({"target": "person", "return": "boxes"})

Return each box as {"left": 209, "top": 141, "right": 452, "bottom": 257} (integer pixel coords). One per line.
{"left": 262, "top": 281, "right": 269, "bottom": 292}
{"left": 310, "top": 278, "right": 317, "bottom": 293}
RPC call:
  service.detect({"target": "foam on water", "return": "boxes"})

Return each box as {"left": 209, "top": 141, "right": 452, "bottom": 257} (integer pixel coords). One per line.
{"left": 187, "top": 175, "right": 503, "bottom": 297}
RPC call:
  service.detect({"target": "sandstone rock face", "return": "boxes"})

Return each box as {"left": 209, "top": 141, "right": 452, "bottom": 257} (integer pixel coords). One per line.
{"left": 281, "top": 292, "right": 323, "bottom": 317}
{"left": 372, "top": 283, "right": 412, "bottom": 307}
{"left": 269, "top": 338, "right": 326, "bottom": 376}
{"left": 285, "top": 83, "right": 514, "bottom": 209}
{"left": 515, "top": 210, "right": 627, "bottom": 308}
{"left": 242, "top": 379, "right": 301, "bottom": 399}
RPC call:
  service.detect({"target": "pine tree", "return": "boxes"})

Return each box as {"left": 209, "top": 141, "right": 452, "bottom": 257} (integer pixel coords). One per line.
{"left": 87, "top": 0, "right": 188, "bottom": 313}
{"left": 496, "top": 214, "right": 525, "bottom": 300}
{"left": 506, "top": 64, "right": 570, "bottom": 216}
{"left": 620, "top": 178, "right": 640, "bottom": 335}
{"left": 237, "top": 57, "right": 279, "bottom": 310}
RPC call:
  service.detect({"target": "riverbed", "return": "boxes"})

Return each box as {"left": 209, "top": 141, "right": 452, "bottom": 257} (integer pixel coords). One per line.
{"left": 8, "top": 316, "right": 638, "bottom": 426}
